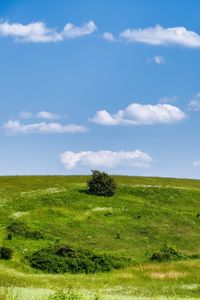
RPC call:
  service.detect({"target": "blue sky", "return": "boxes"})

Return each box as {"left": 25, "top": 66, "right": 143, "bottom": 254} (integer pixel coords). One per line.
{"left": 1, "top": 0, "right": 200, "bottom": 178}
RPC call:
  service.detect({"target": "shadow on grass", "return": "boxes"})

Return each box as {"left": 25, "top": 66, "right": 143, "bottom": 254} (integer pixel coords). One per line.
{"left": 78, "top": 188, "right": 89, "bottom": 195}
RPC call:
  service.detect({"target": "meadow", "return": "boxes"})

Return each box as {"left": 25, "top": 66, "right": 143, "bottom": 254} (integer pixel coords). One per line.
{"left": 0, "top": 175, "right": 200, "bottom": 299}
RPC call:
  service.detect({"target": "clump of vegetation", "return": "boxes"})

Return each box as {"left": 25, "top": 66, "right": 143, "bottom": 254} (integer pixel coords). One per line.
{"left": 0, "top": 247, "right": 13, "bottom": 260}
{"left": 27, "top": 244, "right": 131, "bottom": 274}
{"left": 87, "top": 170, "right": 116, "bottom": 196}
{"left": 150, "top": 244, "right": 185, "bottom": 262}
{"left": 48, "top": 289, "right": 82, "bottom": 300}
{"left": 7, "top": 220, "right": 44, "bottom": 240}
{"left": 48, "top": 289, "right": 102, "bottom": 300}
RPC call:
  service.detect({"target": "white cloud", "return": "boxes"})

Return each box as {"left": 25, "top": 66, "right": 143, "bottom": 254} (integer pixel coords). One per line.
{"left": 90, "top": 103, "right": 185, "bottom": 126}
{"left": 153, "top": 55, "right": 166, "bottom": 64}
{"left": 0, "top": 21, "right": 62, "bottom": 43}
{"left": 193, "top": 160, "right": 200, "bottom": 167}
{"left": 188, "top": 92, "right": 200, "bottom": 111}
{"left": 63, "top": 21, "right": 97, "bottom": 39}
{"left": 3, "top": 120, "right": 88, "bottom": 134}
{"left": 102, "top": 32, "right": 116, "bottom": 42}
{"left": 60, "top": 149, "right": 152, "bottom": 170}
{"left": 0, "top": 20, "right": 96, "bottom": 43}
{"left": 120, "top": 25, "right": 200, "bottom": 48}
{"left": 19, "top": 110, "right": 61, "bottom": 119}
{"left": 90, "top": 110, "right": 123, "bottom": 125}
{"left": 36, "top": 111, "right": 60, "bottom": 120}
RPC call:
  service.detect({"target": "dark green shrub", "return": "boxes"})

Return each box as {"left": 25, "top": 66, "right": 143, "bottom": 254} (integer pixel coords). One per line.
{"left": 0, "top": 247, "right": 13, "bottom": 260}
{"left": 25, "top": 230, "right": 44, "bottom": 240}
{"left": 7, "top": 220, "right": 44, "bottom": 240}
{"left": 28, "top": 249, "right": 67, "bottom": 273}
{"left": 189, "top": 254, "right": 200, "bottom": 259}
{"left": 27, "top": 244, "right": 131, "bottom": 274}
{"left": 7, "top": 220, "right": 28, "bottom": 236}
{"left": 87, "top": 170, "right": 116, "bottom": 196}
{"left": 150, "top": 244, "right": 185, "bottom": 262}
{"left": 6, "top": 233, "right": 12, "bottom": 240}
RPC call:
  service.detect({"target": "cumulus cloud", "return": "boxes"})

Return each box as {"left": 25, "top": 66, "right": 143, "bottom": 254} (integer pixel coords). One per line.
{"left": 36, "top": 111, "right": 60, "bottom": 120}
{"left": 120, "top": 25, "right": 200, "bottom": 48}
{"left": 60, "top": 149, "right": 152, "bottom": 170}
{"left": 0, "top": 20, "right": 96, "bottom": 43}
{"left": 63, "top": 21, "right": 96, "bottom": 39}
{"left": 0, "top": 21, "right": 62, "bottom": 43}
{"left": 153, "top": 55, "right": 166, "bottom": 64}
{"left": 90, "top": 103, "right": 185, "bottom": 126}
{"left": 188, "top": 92, "right": 200, "bottom": 111}
{"left": 3, "top": 120, "right": 88, "bottom": 134}
{"left": 102, "top": 32, "right": 116, "bottom": 42}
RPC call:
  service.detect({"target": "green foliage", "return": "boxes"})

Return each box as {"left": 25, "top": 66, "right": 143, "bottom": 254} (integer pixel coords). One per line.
{"left": 48, "top": 289, "right": 102, "bottom": 300}
{"left": 48, "top": 289, "right": 82, "bottom": 300}
{"left": 87, "top": 170, "right": 116, "bottom": 196}
{"left": 27, "top": 244, "right": 131, "bottom": 274}
{"left": 0, "top": 247, "right": 13, "bottom": 260}
{"left": 150, "top": 244, "right": 185, "bottom": 262}
{"left": 7, "top": 221, "right": 27, "bottom": 236}
{"left": 7, "top": 220, "right": 44, "bottom": 240}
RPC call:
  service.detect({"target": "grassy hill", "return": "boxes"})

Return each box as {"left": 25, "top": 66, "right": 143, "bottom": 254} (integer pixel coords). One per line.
{"left": 0, "top": 175, "right": 200, "bottom": 299}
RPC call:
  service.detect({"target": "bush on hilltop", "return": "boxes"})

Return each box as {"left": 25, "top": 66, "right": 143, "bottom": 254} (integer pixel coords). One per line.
{"left": 87, "top": 170, "right": 116, "bottom": 197}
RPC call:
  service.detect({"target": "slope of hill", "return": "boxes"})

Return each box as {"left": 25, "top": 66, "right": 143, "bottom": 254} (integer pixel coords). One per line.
{"left": 0, "top": 176, "right": 200, "bottom": 299}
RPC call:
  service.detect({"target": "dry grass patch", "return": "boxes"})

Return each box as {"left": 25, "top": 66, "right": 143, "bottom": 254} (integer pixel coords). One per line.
{"left": 150, "top": 271, "right": 186, "bottom": 279}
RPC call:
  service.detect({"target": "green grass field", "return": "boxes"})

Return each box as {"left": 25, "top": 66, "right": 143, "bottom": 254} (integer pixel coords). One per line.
{"left": 0, "top": 175, "right": 200, "bottom": 299}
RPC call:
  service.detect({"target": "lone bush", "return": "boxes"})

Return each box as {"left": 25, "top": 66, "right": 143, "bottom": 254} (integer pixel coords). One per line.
{"left": 87, "top": 170, "right": 116, "bottom": 196}
{"left": 150, "top": 244, "right": 185, "bottom": 262}
{"left": 27, "top": 244, "right": 130, "bottom": 274}
{"left": 48, "top": 289, "right": 101, "bottom": 300}
{"left": 0, "top": 247, "right": 13, "bottom": 260}
{"left": 48, "top": 289, "right": 82, "bottom": 300}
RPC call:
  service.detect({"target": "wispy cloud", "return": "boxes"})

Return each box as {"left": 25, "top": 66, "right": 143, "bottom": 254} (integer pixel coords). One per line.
{"left": 3, "top": 120, "right": 88, "bottom": 134}
{"left": 102, "top": 32, "right": 116, "bottom": 42}
{"left": 36, "top": 111, "right": 60, "bottom": 120}
{"left": 19, "top": 111, "right": 60, "bottom": 120}
{"left": 19, "top": 111, "right": 33, "bottom": 119}
{"left": 193, "top": 160, "right": 200, "bottom": 167}
{"left": 159, "top": 96, "right": 177, "bottom": 104}
{"left": 63, "top": 21, "right": 96, "bottom": 39}
{"left": 90, "top": 103, "right": 185, "bottom": 126}
{"left": 188, "top": 92, "right": 200, "bottom": 111}
{"left": 60, "top": 149, "right": 152, "bottom": 170}
{"left": 0, "top": 20, "right": 97, "bottom": 43}
{"left": 152, "top": 55, "right": 166, "bottom": 64}
{"left": 119, "top": 25, "right": 200, "bottom": 48}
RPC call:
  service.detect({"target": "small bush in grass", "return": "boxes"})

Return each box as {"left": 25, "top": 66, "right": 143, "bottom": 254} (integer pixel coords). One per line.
{"left": 87, "top": 170, "right": 116, "bottom": 197}
{"left": 7, "top": 220, "right": 27, "bottom": 236}
{"left": 25, "top": 229, "right": 44, "bottom": 239}
{"left": 48, "top": 289, "right": 82, "bottom": 300}
{"left": 7, "top": 220, "right": 44, "bottom": 240}
{"left": 27, "top": 244, "right": 131, "bottom": 274}
{"left": 189, "top": 253, "right": 200, "bottom": 259}
{"left": 150, "top": 244, "right": 185, "bottom": 262}
{"left": 48, "top": 290, "right": 102, "bottom": 300}
{"left": 0, "top": 247, "right": 13, "bottom": 260}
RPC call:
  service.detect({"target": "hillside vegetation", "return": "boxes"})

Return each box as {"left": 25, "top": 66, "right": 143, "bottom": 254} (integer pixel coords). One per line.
{"left": 0, "top": 175, "right": 200, "bottom": 299}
